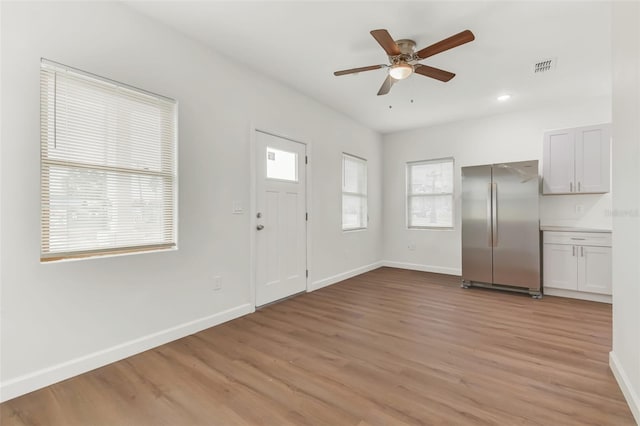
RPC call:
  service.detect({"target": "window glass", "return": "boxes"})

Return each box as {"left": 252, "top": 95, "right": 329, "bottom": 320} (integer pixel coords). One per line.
{"left": 342, "top": 156, "right": 366, "bottom": 194}
{"left": 409, "top": 161, "right": 453, "bottom": 194}
{"left": 407, "top": 158, "right": 454, "bottom": 228}
{"left": 40, "top": 59, "right": 177, "bottom": 261}
{"left": 342, "top": 194, "right": 367, "bottom": 230}
{"left": 342, "top": 154, "right": 367, "bottom": 230}
{"left": 408, "top": 194, "right": 453, "bottom": 228}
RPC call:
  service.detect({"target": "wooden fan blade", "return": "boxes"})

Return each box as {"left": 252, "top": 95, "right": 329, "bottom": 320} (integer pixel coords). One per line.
{"left": 416, "top": 30, "right": 475, "bottom": 59}
{"left": 377, "top": 75, "right": 396, "bottom": 96}
{"left": 414, "top": 65, "right": 456, "bottom": 82}
{"left": 334, "top": 64, "right": 385, "bottom": 76}
{"left": 370, "top": 29, "right": 401, "bottom": 56}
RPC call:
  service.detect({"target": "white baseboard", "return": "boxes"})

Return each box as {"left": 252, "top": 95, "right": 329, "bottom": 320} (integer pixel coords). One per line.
{"left": 543, "top": 288, "right": 612, "bottom": 304}
{"left": 610, "top": 351, "right": 640, "bottom": 424}
{"left": 309, "top": 261, "right": 383, "bottom": 292}
{"left": 382, "top": 260, "right": 461, "bottom": 276}
{"left": 0, "top": 303, "right": 254, "bottom": 403}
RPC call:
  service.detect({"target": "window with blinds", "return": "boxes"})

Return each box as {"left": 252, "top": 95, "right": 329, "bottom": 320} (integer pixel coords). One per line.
{"left": 342, "top": 154, "right": 367, "bottom": 231}
{"left": 40, "top": 59, "right": 177, "bottom": 261}
{"left": 407, "top": 158, "right": 454, "bottom": 228}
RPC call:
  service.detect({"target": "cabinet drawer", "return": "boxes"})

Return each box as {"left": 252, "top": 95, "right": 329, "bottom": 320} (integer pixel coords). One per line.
{"left": 543, "top": 231, "right": 611, "bottom": 247}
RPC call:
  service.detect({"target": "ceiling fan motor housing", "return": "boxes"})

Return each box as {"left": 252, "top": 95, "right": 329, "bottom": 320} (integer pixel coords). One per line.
{"left": 395, "top": 39, "right": 416, "bottom": 55}
{"left": 391, "top": 39, "right": 418, "bottom": 65}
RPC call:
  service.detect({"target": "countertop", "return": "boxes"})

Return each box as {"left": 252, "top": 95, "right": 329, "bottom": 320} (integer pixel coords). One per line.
{"left": 540, "top": 225, "right": 611, "bottom": 233}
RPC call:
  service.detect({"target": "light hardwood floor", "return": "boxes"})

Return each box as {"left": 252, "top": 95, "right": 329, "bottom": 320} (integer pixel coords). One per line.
{"left": 1, "top": 267, "right": 635, "bottom": 425}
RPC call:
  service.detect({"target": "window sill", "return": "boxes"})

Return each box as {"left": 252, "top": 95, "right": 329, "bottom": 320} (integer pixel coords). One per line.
{"left": 342, "top": 227, "right": 368, "bottom": 233}
{"left": 41, "top": 245, "right": 177, "bottom": 264}
{"left": 407, "top": 227, "right": 455, "bottom": 231}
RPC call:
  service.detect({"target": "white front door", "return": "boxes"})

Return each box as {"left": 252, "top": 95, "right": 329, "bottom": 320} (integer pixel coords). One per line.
{"left": 255, "top": 131, "right": 307, "bottom": 306}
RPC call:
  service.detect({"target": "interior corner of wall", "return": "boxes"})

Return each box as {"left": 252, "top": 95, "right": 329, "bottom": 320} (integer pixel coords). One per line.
{"left": 609, "top": 351, "right": 640, "bottom": 424}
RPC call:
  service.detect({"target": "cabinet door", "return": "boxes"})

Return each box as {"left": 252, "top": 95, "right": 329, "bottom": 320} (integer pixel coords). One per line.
{"left": 578, "top": 245, "right": 612, "bottom": 294}
{"left": 575, "top": 124, "right": 611, "bottom": 193}
{"left": 543, "top": 244, "right": 578, "bottom": 290}
{"left": 543, "top": 130, "right": 575, "bottom": 194}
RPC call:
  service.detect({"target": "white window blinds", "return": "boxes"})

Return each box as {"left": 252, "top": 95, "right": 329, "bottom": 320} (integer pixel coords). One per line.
{"left": 407, "top": 158, "right": 454, "bottom": 228}
{"left": 40, "top": 59, "right": 177, "bottom": 261}
{"left": 342, "top": 154, "right": 367, "bottom": 230}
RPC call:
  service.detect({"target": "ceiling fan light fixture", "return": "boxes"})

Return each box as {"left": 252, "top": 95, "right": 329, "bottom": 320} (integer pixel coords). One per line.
{"left": 389, "top": 63, "right": 413, "bottom": 80}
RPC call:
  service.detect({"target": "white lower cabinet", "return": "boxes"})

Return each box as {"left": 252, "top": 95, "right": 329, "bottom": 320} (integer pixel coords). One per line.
{"left": 543, "top": 244, "right": 578, "bottom": 290}
{"left": 542, "top": 231, "right": 612, "bottom": 301}
{"left": 579, "top": 245, "right": 612, "bottom": 294}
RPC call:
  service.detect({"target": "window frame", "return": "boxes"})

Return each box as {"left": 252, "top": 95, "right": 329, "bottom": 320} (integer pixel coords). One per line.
{"left": 406, "top": 157, "right": 455, "bottom": 230}
{"left": 40, "top": 59, "right": 178, "bottom": 262}
{"left": 341, "top": 153, "right": 368, "bottom": 231}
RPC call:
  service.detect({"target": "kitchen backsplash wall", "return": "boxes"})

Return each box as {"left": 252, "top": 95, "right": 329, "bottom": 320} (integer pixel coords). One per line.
{"left": 540, "top": 192, "right": 612, "bottom": 229}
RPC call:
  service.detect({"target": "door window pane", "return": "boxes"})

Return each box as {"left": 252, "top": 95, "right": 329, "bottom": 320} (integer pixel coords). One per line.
{"left": 266, "top": 147, "right": 298, "bottom": 182}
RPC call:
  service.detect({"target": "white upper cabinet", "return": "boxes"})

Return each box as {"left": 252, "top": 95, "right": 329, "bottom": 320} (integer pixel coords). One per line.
{"left": 543, "top": 129, "right": 575, "bottom": 193}
{"left": 542, "top": 123, "right": 611, "bottom": 194}
{"left": 575, "top": 125, "right": 611, "bottom": 193}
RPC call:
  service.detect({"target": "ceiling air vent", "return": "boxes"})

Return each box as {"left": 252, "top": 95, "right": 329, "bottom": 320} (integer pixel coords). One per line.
{"left": 533, "top": 58, "right": 556, "bottom": 74}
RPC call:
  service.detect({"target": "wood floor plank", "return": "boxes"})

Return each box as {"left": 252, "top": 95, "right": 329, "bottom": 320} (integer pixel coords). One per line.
{"left": 1, "top": 267, "right": 635, "bottom": 425}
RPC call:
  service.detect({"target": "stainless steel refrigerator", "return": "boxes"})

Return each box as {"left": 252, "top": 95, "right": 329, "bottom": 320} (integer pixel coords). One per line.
{"left": 461, "top": 160, "right": 541, "bottom": 298}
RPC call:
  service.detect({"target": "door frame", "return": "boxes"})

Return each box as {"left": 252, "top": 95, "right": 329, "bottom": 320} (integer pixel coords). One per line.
{"left": 249, "top": 124, "right": 311, "bottom": 309}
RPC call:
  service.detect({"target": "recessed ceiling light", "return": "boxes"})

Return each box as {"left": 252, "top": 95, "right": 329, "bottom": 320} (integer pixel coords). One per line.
{"left": 497, "top": 94, "right": 511, "bottom": 102}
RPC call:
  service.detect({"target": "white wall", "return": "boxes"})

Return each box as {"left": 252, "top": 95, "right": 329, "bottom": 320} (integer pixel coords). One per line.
{"left": 382, "top": 97, "right": 612, "bottom": 274}
{"left": 0, "top": 1, "right": 382, "bottom": 401}
{"left": 610, "top": 2, "right": 640, "bottom": 422}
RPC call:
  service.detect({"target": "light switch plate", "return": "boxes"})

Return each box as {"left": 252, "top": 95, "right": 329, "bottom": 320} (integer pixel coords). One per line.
{"left": 232, "top": 201, "right": 244, "bottom": 214}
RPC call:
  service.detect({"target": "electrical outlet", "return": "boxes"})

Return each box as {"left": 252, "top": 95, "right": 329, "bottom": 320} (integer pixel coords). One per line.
{"left": 213, "top": 276, "right": 222, "bottom": 291}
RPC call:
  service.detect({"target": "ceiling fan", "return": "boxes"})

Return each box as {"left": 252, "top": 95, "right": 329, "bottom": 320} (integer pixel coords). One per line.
{"left": 334, "top": 29, "right": 475, "bottom": 96}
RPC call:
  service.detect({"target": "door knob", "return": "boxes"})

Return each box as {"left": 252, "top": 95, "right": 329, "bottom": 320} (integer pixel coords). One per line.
{"left": 256, "top": 224, "right": 264, "bottom": 230}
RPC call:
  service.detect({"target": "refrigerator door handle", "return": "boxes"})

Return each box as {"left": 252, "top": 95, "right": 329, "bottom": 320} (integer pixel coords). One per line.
{"left": 492, "top": 183, "right": 498, "bottom": 247}
{"left": 487, "top": 183, "right": 493, "bottom": 247}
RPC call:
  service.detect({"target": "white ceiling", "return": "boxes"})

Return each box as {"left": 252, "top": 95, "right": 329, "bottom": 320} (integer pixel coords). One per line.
{"left": 125, "top": 1, "right": 612, "bottom": 134}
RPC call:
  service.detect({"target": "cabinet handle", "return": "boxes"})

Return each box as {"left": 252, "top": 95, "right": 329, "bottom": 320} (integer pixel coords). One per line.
{"left": 572, "top": 246, "right": 575, "bottom": 256}
{"left": 578, "top": 181, "right": 581, "bottom": 192}
{"left": 570, "top": 182, "right": 573, "bottom": 192}
{"left": 570, "top": 237, "right": 586, "bottom": 240}
{"left": 581, "top": 246, "right": 584, "bottom": 257}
